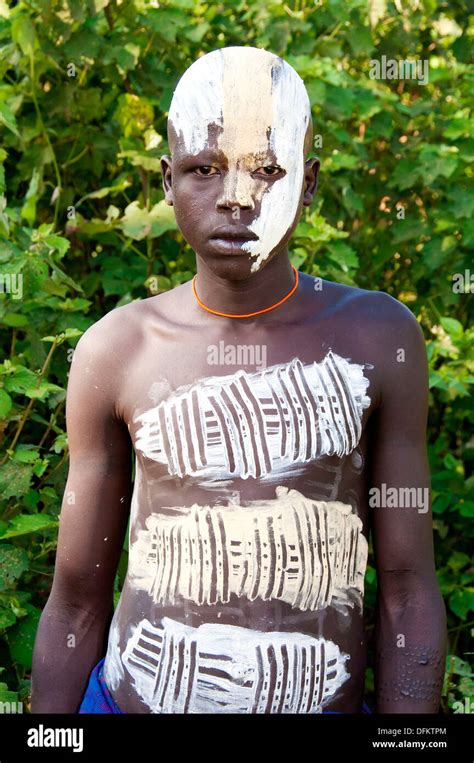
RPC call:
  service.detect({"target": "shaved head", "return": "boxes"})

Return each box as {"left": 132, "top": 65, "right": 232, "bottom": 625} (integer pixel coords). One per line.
{"left": 167, "top": 46, "right": 314, "bottom": 272}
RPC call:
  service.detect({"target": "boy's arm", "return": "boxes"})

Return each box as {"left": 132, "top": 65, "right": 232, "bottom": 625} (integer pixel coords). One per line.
{"left": 368, "top": 296, "right": 447, "bottom": 713}
{"left": 31, "top": 318, "right": 133, "bottom": 713}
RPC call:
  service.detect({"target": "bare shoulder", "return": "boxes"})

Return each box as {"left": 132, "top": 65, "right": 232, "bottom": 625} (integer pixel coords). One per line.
{"left": 300, "top": 276, "right": 428, "bottom": 409}
{"left": 307, "top": 276, "right": 425, "bottom": 348}
{"left": 65, "top": 300, "right": 157, "bottom": 422}
{"left": 72, "top": 282, "right": 192, "bottom": 364}
{"left": 74, "top": 286, "right": 180, "bottom": 348}
{"left": 349, "top": 286, "right": 421, "bottom": 330}
{"left": 73, "top": 299, "right": 145, "bottom": 358}
{"left": 70, "top": 298, "right": 161, "bottom": 396}
{"left": 344, "top": 283, "right": 426, "bottom": 368}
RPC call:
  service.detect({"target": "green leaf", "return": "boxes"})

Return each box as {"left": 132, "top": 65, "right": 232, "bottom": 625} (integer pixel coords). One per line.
{"left": 306, "top": 80, "right": 326, "bottom": 107}
{"left": 3, "top": 366, "right": 37, "bottom": 394}
{"left": 2, "top": 313, "right": 29, "bottom": 328}
{"left": 443, "top": 117, "right": 474, "bottom": 141}
{"left": 120, "top": 200, "right": 177, "bottom": 240}
{"left": 341, "top": 185, "right": 364, "bottom": 214}
{"left": 449, "top": 589, "right": 474, "bottom": 620}
{"left": 118, "top": 150, "right": 162, "bottom": 173}
{"left": 348, "top": 26, "right": 374, "bottom": 56}
{"left": 295, "top": 214, "right": 348, "bottom": 244}
{"left": 0, "top": 514, "right": 58, "bottom": 539}
{"left": 459, "top": 501, "right": 474, "bottom": 518}
{"left": 0, "top": 463, "right": 34, "bottom": 500}
{"left": 447, "top": 188, "right": 474, "bottom": 219}
{"left": 422, "top": 236, "right": 457, "bottom": 272}
{"left": 325, "top": 86, "right": 355, "bottom": 119}
{"left": 24, "top": 382, "right": 63, "bottom": 401}
{"left": 0, "top": 389, "right": 12, "bottom": 418}
{"left": 11, "top": 447, "right": 40, "bottom": 464}
{"left": 41, "top": 328, "right": 83, "bottom": 344}
{"left": 6, "top": 603, "right": 41, "bottom": 670}
{"left": 448, "top": 551, "right": 471, "bottom": 571}
{"left": 103, "top": 43, "right": 141, "bottom": 75}
{"left": 43, "top": 235, "right": 71, "bottom": 258}
{"left": 113, "top": 94, "right": 154, "bottom": 138}
{"left": 45, "top": 258, "right": 84, "bottom": 293}
{"left": 389, "top": 158, "right": 420, "bottom": 191}
{"left": 419, "top": 146, "right": 459, "bottom": 184}
{"left": 0, "top": 102, "right": 20, "bottom": 138}
{"left": 325, "top": 241, "right": 359, "bottom": 271}
{"left": 185, "top": 21, "right": 210, "bottom": 43}
{"left": 146, "top": 7, "right": 189, "bottom": 42}
{"left": 364, "top": 565, "right": 377, "bottom": 585}
{"left": 20, "top": 167, "right": 41, "bottom": 226}
{"left": 0, "top": 609, "right": 17, "bottom": 631}
{"left": 11, "top": 15, "right": 38, "bottom": 57}
{"left": 0, "top": 545, "right": 29, "bottom": 591}
{"left": 52, "top": 433, "right": 67, "bottom": 454}
{"left": 77, "top": 180, "right": 132, "bottom": 206}
{"left": 446, "top": 655, "right": 473, "bottom": 677}
{"left": 325, "top": 151, "right": 359, "bottom": 172}
{"left": 440, "top": 317, "right": 463, "bottom": 339}
{"left": 429, "top": 370, "right": 448, "bottom": 390}
{"left": 391, "top": 220, "right": 427, "bottom": 245}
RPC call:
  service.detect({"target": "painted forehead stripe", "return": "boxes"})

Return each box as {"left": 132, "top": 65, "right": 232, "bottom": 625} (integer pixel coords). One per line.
{"left": 168, "top": 46, "right": 310, "bottom": 161}
{"left": 128, "top": 486, "right": 368, "bottom": 612}
{"left": 134, "top": 351, "right": 371, "bottom": 481}
{"left": 122, "top": 616, "right": 349, "bottom": 714}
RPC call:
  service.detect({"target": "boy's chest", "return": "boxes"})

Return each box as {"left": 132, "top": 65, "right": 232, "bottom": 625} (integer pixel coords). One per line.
{"left": 123, "top": 330, "right": 375, "bottom": 490}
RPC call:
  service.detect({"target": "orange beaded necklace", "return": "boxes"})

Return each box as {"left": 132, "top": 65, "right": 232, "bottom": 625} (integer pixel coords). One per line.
{"left": 192, "top": 265, "right": 299, "bottom": 319}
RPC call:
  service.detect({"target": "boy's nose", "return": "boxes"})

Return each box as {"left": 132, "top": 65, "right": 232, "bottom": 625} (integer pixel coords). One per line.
{"left": 216, "top": 168, "right": 256, "bottom": 211}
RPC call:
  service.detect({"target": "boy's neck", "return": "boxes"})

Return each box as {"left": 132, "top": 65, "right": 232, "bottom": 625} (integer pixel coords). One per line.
{"left": 192, "top": 249, "right": 297, "bottom": 318}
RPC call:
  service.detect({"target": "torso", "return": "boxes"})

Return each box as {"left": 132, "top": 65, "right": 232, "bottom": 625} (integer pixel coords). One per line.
{"left": 102, "top": 273, "right": 383, "bottom": 713}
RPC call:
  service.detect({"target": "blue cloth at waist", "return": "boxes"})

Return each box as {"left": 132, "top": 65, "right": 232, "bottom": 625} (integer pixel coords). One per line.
{"left": 77, "top": 657, "right": 124, "bottom": 714}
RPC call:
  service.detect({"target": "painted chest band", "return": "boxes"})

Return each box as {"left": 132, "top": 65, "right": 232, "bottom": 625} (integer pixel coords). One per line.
{"left": 134, "top": 351, "right": 371, "bottom": 481}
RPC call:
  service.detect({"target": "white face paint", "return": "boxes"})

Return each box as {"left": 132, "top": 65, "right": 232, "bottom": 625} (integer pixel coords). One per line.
{"left": 134, "top": 351, "right": 371, "bottom": 483}
{"left": 128, "top": 485, "right": 368, "bottom": 612}
{"left": 121, "top": 616, "right": 350, "bottom": 713}
{"left": 168, "top": 46, "right": 312, "bottom": 272}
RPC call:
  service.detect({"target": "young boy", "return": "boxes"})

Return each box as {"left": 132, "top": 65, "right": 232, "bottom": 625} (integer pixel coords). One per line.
{"left": 31, "top": 46, "right": 446, "bottom": 714}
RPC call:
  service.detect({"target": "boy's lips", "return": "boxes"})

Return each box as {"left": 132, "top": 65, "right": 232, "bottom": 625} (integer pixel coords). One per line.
{"left": 208, "top": 226, "right": 259, "bottom": 254}
{"left": 209, "top": 238, "right": 257, "bottom": 254}
{"left": 209, "top": 225, "right": 258, "bottom": 242}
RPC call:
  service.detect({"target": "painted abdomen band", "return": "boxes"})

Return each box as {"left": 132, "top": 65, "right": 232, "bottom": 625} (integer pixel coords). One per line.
{"left": 129, "top": 486, "right": 368, "bottom": 611}
{"left": 122, "top": 616, "right": 350, "bottom": 713}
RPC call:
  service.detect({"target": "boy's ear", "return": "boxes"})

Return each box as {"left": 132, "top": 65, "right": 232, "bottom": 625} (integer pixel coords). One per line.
{"left": 303, "top": 157, "right": 320, "bottom": 207}
{"left": 160, "top": 155, "right": 174, "bottom": 206}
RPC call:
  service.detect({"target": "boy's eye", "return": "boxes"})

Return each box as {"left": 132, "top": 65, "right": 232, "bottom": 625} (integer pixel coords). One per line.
{"left": 194, "top": 166, "right": 219, "bottom": 176}
{"left": 254, "top": 165, "right": 284, "bottom": 177}
{"left": 192, "top": 165, "right": 284, "bottom": 177}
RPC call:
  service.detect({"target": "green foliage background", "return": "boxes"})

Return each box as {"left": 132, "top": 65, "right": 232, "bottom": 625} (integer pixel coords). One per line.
{"left": 0, "top": 0, "right": 472, "bottom": 713}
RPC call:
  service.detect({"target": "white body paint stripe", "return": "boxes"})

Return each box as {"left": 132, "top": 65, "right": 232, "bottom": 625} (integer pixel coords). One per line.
{"left": 122, "top": 616, "right": 349, "bottom": 713}
{"left": 103, "top": 616, "right": 125, "bottom": 692}
{"left": 129, "top": 486, "right": 368, "bottom": 611}
{"left": 134, "top": 351, "right": 371, "bottom": 481}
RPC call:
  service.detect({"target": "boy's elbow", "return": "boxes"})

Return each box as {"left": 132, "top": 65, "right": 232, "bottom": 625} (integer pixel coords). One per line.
{"left": 376, "top": 568, "right": 445, "bottom": 614}
{"left": 48, "top": 564, "right": 114, "bottom": 619}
